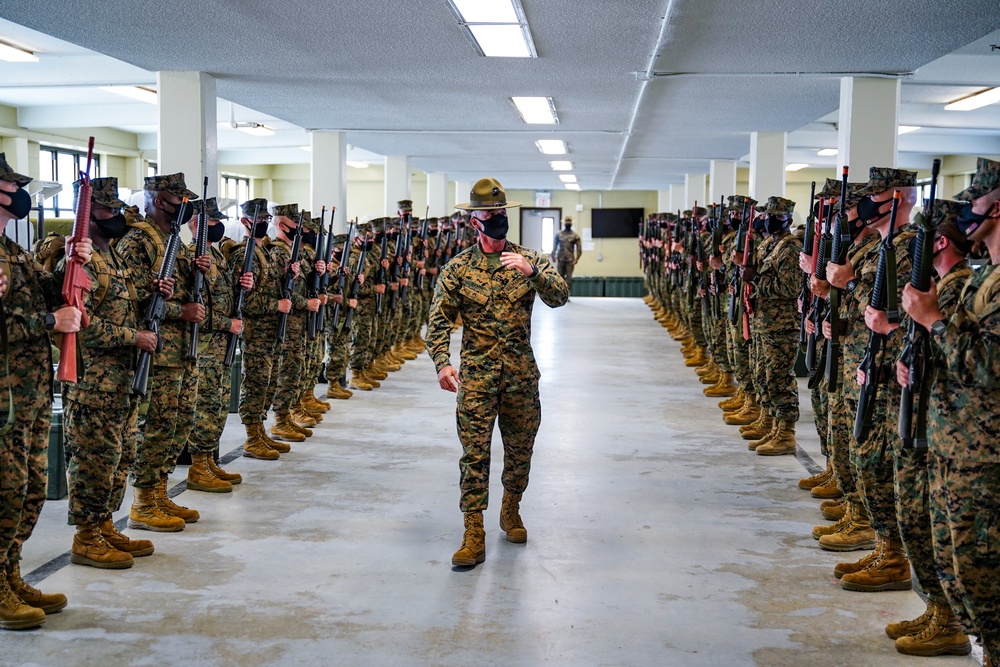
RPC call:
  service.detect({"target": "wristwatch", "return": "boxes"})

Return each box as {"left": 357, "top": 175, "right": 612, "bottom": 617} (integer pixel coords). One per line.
{"left": 43, "top": 312, "right": 56, "bottom": 330}
{"left": 845, "top": 278, "right": 859, "bottom": 294}
{"left": 930, "top": 319, "right": 948, "bottom": 337}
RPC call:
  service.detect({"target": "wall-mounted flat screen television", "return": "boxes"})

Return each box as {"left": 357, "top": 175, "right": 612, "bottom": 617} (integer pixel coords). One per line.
{"left": 591, "top": 208, "right": 644, "bottom": 238}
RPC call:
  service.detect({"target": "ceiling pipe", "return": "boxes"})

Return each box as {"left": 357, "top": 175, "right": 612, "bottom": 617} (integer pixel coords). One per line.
{"left": 608, "top": 0, "right": 677, "bottom": 190}
{"left": 649, "top": 70, "right": 914, "bottom": 79}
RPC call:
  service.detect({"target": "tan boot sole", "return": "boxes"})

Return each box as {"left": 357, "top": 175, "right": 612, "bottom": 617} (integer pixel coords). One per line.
{"left": 451, "top": 552, "right": 486, "bottom": 567}
{"left": 70, "top": 553, "right": 134, "bottom": 569}
{"left": 187, "top": 479, "right": 233, "bottom": 493}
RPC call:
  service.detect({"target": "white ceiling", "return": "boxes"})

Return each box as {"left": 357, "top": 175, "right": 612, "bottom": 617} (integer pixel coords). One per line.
{"left": 1, "top": 1, "right": 1000, "bottom": 191}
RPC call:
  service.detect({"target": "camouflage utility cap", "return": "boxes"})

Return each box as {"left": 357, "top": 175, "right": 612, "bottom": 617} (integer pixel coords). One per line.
{"left": 844, "top": 183, "right": 871, "bottom": 209}
{"left": 955, "top": 157, "right": 1000, "bottom": 202}
{"left": 303, "top": 216, "right": 320, "bottom": 232}
{"left": 0, "top": 152, "right": 31, "bottom": 186}
{"left": 692, "top": 206, "right": 708, "bottom": 217}
{"left": 397, "top": 199, "right": 413, "bottom": 212}
{"left": 332, "top": 233, "right": 349, "bottom": 245}
{"left": 241, "top": 198, "right": 268, "bottom": 218}
{"left": 455, "top": 177, "right": 521, "bottom": 210}
{"left": 144, "top": 172, "right": 197, "bottom": 199}
{"left": 855, "top": 167, "right": 917, "bottom": 197}
{"left": 273, "top": 203, "right": 298, "bottom": 219}
{"left": 564, "top": 216, "right": 573, "bottom": 223}
{"left": 763, "top": 196, "right": 795, "bottom": 216}
{"left": 75, "top": 176, "right": 126, "bottom": 209}
{"left": 203, "top": 197, "right": 228, "bottom": 220}
{"left": 729, "top": 195, "right": 758, "bottom": 212}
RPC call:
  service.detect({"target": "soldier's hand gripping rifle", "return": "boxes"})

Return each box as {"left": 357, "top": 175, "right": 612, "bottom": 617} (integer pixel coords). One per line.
{"left": 899, "top": 159, "right": 941, "bottom": 450}
{"left": 132, "top": 199, "right": 189, "bottom": 396}
{"left": 799, "top": 181, "right": 817, "bottom": 350}
{"left": 389, "top": 213, "right": 409, "bottom": 311}
{"left": 56, "top": 136, "right": 95, "bottom": 383}
{"left": 824, "top": 166, "right": 852, "bottom": 393}
{"left": 316, "top": 207, "right": 336, "bottom": 332}
{"left": 710, "top": 198, "right": 725, "bottom": 319}
{"left": 740, "top": 204, "right": 757, "bottom": 341}
{"left": 276, "top": 211, "right": 304, "bottom": 343}
{"left": 375, "top": 228, "right": 389, "bottom": 315}
{"left": 186, "top": 177, "right": 209, "bottom": 361}
{"left": 223, "top": 205, "right": 261, "bottom": 367}
{"left": 342, "top": 232, "right": 369, "bottom": 331}
{"left": 307, "top": 207, "right": 327, "bottom": 340}
{"left": 697, "top": 212, "right": 712, "bottom": 331}
{"left": 400, "top": 223, "right": 414, "bottom": 305}
{"left": 330, "top": 219, "right": 355, "bottom": 330}
{"left": 854, "top": 191, "right": 902, "bottom": 444}
{"left": 806, "top": 197, "right": 829, "bottom": 387}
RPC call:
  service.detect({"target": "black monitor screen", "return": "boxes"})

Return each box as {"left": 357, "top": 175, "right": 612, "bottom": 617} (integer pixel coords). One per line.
{"left": 591, "top": 208, "right": 644, "bottom": 238}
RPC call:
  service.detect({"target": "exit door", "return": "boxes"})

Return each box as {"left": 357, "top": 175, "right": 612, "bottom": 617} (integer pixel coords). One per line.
{"left": 520, "top": 207, "right": 562, "bottom": 255}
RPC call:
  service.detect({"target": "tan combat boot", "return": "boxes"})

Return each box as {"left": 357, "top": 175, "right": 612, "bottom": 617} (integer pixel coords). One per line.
{"left": 386, "top": 348, "right": 407, "bottom": 366}
{"left": 894, "top": 601, "right": 971, "bottom": 656}
{"left": 724, "top": 401, "right": 760, "bottom": 426}
{"left": 698, "top": 365, "right": 720, "bottom": 385}
{"left": 718, "top": 387, "right": 745, "bottom": 411}
{"left": 695, "top": 360, "right": 717, "bottom": 377}
{"left": 187, "top": 453, "right": 233, "bottom": 493}
{"left": 685, "top": 347, "right": 709, "bottom": 368}
{"left": 99, "top": 519, "right": 154, "bottom": 557}
{"left": 756, "top": 421, "right": 797, "bottom": 456}
{"left": 886, "top": 597, "right": 937, "bottom": 639}
{"left": 834, "top": 536, "right": 884, "bottom": 579}
{"left": 740, "top": 413, "right": 773, "bottom": 440}
{"left": 156, "top": 474, "right": 200, "bottom": 524}
{"left": 395, "top": 344, "right": 418, "bottom": 361}
{"left": 303, "top": 391, "right": 330, "bottom": 412}
{"left": 0, "top": 575, "right": 46, "bottom": 630}
{"left": 290, "top": 405, "right": 319, "bottom": 428}
{"left": 499, "top": 492, "right": 528, "bottom": 544}
{"left": 704, "top": 373, "right": 737, "bottom": 398}
{"left": 451, "top": 511, "right": 486, "bottom": 567}
{"left": 819, "top": 501, "right": 876, "bottom": 552}
{"left": 295, "top": 398, "right": 324, "bottom": 422}
{"left": 206, "top": 457, "right": 242, "bottom": 485}
{"left": 813, "top": 501, "right": 856, "bottom": 539}
{"left": 243, "top": 423, "right": 280, "bottom": 460}
{"left": 379, "top": 353, "right": 403, "bottom": 372}
{"left": 840, "top": 538, "right": 911, "bottom": 591}
{"left": 798, "top": 460, "right": 832, "bottom": 490}
{"left": 70, "top": 526, "right": 134, "bottom": 570}
{"left": 327, "top": 380, "right": 353, "bottom": 400}
{"left": 821, "top": 497, "right": 849, "bottom": 521}
{"left": 362, "top": 369, "right": 382, "bottom": 388}
{"left": 810, "top": 475, "right": 844, "bottom": 499}
{"left": 748, "top": 420, "right": 779, "bottom": 451}
{"left": 6, "top": 561, "right": 67, "bottom": 613}
{"left": 259, "top": 423, "right": 292, "bottom": 453}
{"left": 367, "top": 365, "right": 389, "bottom": 381}
{"left": 270, "top": 412, "right": 306, "bottom": 442}
{"left": 128, "top": 487, "right": 186, "bottom": 532}
{"left": 349, "top": 371, "right": 374, "bottom": 391}
{"left": 286, "top": 413, "right": 314, "bottom": 438}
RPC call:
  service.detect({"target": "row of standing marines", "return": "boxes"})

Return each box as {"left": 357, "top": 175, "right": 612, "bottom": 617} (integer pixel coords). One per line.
{"left": 640, "top": 158, "right": 1000, "bottom": 665}
{"left": 0, "top": 149, "right": 483, "bottom": 630}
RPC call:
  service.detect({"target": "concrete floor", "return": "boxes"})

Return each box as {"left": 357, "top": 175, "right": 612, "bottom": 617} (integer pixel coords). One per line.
{"left": 5, "top": 298, "right": 984, "bottom": 666}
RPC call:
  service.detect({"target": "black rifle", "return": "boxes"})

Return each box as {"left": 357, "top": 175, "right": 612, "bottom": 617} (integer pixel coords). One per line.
{"left": 132, "top": 200, "right": 188, "bottom": 396}
{"left": 799, "top": 181, "right": 817, "bottom": 349}
{"left": 899, "top": 159, "right": 941, "bottom": 449}
{"left": 854, "top": 191, "right": 902, "bottom": 444}
{"left": 740, "top": 203, "right": 757, "bottom": 341}
{"left": 824, "top": 166, "right": 851, "bottom": 393}
{"left": 223, "top": 205, "right": 261, "bottom": 367}
{"left": 710, "top": 199, "right": 725, "bottom": 319}
{"left": 342, "top": 234, "right": 369, "bottom": 331}
{"left": 375, "top": 230, "right": 389, "bottom": 315}
{"left": 416, "top": 216, "right": 430, "bottom": 290}
{"left": 729, "top": 200, "right": 749, "bottom": 325}
{"left": 316, "top": 207, "right": 336, "bottom": 332}
{"left": 806, "top": 198, "right": 829, "bottom": 387}
{"left": 187, "top": 177, "right": 209, "bottom": 361}
{"left": 400, "top": 224, "right": 414, "bottom": 305}
{"left": 389, "top": 214, "right": 409, "bottom": 311}
{"left": 276, "top": 212, "right": 304, "bottom": 343}
{"left": 330, "top": 220, "right": 356, "bottom": 330}
{"left": 307, "top": 207, "right": 327, "bottom": 340}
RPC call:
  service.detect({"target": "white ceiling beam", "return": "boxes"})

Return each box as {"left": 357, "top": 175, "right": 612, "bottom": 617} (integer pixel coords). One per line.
{"left": 18, "top": 103, "right": 156, "bottom": 129}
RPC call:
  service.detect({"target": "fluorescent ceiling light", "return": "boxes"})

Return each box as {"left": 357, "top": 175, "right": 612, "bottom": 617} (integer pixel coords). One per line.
{"left": 235, "top": 123, "right": 274, "bottom": 137}
{"left": 785, "top": 163, "right": 809, "bottom": 172}
{"left": 451, "top": 0, "right": 535, "bottom": 58}
{"left": 944, "top": 87, "right": 1000, "bottom": 111}
{"left": 535, "top": 139, "right": 566, "bottom": 155}
{"left": 0, "top": 40, "right": 38, "bottom": 63}
{"left": 898, "top": 125, "right": 920, "bottom": 135}
{"left": 469, "top": 25, "right": 531, "bottom": 57}
{"left": 347, "top": 161, "right": 369, "bottom": 169}
{"left": 511, "top": 97, "right": 558, "bottom": 124}
{"left": 559, "top": 174, "right": 577, "bottom": 183}
{"left": 565, "top": 184, "right": 581, "bottom": 191}
{"left": 817, "top": 148, "right": 838, "bottom": 157}
{"left": 452, "top": 0, "right": 518, "bottom": 23}
{"left": 101, "top": 85, "right": 157, "bottom": 105}
{"left": 549, "top": 160, "right": 573, "bottom": 170}
{"left": 300, "top": 146, "right": 311, "bottom": 152}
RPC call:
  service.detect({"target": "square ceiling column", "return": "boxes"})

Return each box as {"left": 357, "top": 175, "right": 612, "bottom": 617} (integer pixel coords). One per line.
{"left": 427, "top": 172, "right": 448, "bottom": 218}
{"left": 709, "top": 161, "right": 737, "bottom": 207}
{"left": 749, "top": 131, "right": 786, "bottom": 201}
{"left": 157, "top": 71, "right": 217, "bottom": 197}
{"left": 454, "top": 181, "right": 471, "bottom": 207}
{"left": 669, "top": 184, "right": 685, "bottom": 213}
{"left": 384, "top": 155, "right": 411, "bottom": 217}
{"left": 837, "top": 77, "right": 900, "bottom": 176}
{"left": 310, "top": 131, "right": 347, "bottom": 233}
{"left": 685, "top": 174, "right": 707, "bottom": 209}
{"left": 657, "top": 189, "right": 671, "bottom": 212}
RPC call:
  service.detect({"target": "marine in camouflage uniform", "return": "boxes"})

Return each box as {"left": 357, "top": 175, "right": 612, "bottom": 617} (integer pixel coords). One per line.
{"left": 63, "top": 177, "right": 157, "bottom": 569}
{"left": 904, "top": 157, "right": 1000, "bottom": 665}
{"left": 348, "top": 223, "right": 382, "bottom": 390}
{"left": 551, "top": 216, "right": 581, "bottom": 291}
{"left": 427, "top": 178, "right": 568, "bottom": 568}
{"left": 296, "top": 214, "right": 331, "bottom": 418}
{"left": 116, "top": 173, "right": 202, "bottom": 531}
{"left": 324, "top": 233, "right": 355, "bottom": 399}
{"left": 701, "top": 208, "right": 738, "bottom": 399}
{"left": 0, "top": 155, "right": 75, "bottom": 628}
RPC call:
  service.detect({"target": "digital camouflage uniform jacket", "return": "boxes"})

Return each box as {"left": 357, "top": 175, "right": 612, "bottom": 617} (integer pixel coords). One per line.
{"left": 554, "top": 228, "right": 581, "bottom": 262}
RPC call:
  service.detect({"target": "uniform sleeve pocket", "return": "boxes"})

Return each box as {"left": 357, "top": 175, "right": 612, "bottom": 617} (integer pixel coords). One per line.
{"left": 505, "top": 279, "right": 532, "bottom": 303}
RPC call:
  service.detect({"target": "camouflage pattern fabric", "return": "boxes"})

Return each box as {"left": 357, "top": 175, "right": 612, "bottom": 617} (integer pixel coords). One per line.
{"left": 186, "top": 334, "right": 229, "bottom": 457}
{"left": 955, "top": 156, "right": 1000, "bottom": 202}
{"left": 235, "top": 236, "right": 283, "bottom": 425}
{"left": 133, "top": 363, "right": 199, "bottom": 488}
{"left": 270, "top": 237, "right": 309, "bottom": 412}
{"left": 349, "top": 240, "right": 380, "bottom": 372}
{"left": 143, "top": 171, "right": 197, "bottom": 199}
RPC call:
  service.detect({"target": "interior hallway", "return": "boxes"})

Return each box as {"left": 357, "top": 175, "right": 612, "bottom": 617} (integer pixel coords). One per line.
{"left": 6, "top": 297, "right": 978, "bottom": 666}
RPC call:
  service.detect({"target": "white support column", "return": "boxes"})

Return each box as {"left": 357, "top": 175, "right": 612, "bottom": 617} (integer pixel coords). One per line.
{"left": 709, "top": 160, "right": 737, "bottom": 206}
{"left": 668, "top": 184, "right": 685, "bottom": 213}
{"left": 427, "top": 172, "right": 448, "bottom": 217}
{"left": 657, "top": 189, "right": 671, "bottom": 212}
{"left": 124, "top": 156, "right": 144, "bottom": 192}
{"left": 749, "top": 131, "right": 786, "bottom": 201}
{"left": 310, "top": 131, "right": 347, "bottom": 232}
{"left": 384, "top": 155, "right": 411, "bottom": 216}
{"left": 157, "top": 71, "right": 217, "bottom": 197}
{"left": 837, "top": 77, "right": 900, "bottom": 176}
{"left": 684, "top": 173, "right": 707, "bottom": 209}
{"left": 1, "top": 137, "right": 29, "bottom": 177}
{"left": 454, "top": 180, "right": 472, "bottom": 206}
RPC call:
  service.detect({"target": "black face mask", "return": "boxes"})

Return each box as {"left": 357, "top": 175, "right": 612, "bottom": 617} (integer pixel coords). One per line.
{"left": 94, "top": 213, "right": 128, "bottom": 239}
{"left": 856, "top": 196, "right": 893, "bottom": 225}
{"left": 1, "top": 187, "right": 32, "bottom": 219}
{"left": 564, "top": 224, "right": 572, "bottom": 232}
{"left": 159, "top": 197, "right": 186, "bottom": 223}
{"left": 480, "top": 211, "right": 509, "bottom": 240}
{"left": 752, "top": 215, "right": 766, "bottom": 235}
{"left": 955, "top": 203, "right": 989, "bottom": 239}
{"left": 301, "top": 230, "right": 317, "bottom": 247}
{"left": 250, "top": 222, "right": 269, "bottom": 239}
{"left": 765, "top": 215, "right": 789, "bottom": 236}
{"left": 207, "top": 222, "right": 226, "bottom": 243}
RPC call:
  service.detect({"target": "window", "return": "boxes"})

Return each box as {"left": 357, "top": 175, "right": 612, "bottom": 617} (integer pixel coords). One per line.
{"left": 542, "top": 216, "right": 555, "bottom": 253}
{"left": 38, "top": 146, "right": 101, "bottom": 218}
{"left": 219, "top": 175, "right": 251, "bottom": 220}
{"left": 147, "top": 163, "right": 157, "bottom": 178}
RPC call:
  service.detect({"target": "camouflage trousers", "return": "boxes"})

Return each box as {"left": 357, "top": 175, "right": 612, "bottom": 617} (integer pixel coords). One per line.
{"left": 272, "top": 314, "right": 307, "bottom": 413}
{"left": 456, "top": 383, "right": 541, "bottom": 513}
{"left": 187, "top": 334, "right": 230, "bottom": 457}
{"left": 708, "top": 309, "right": 731, "bottom": 373}
{"left": 828, "top": 391, "right": 858, "bottom": 498}
{"left": 893, "top": 448, "right": 945, "bottom": 604}
{"left": 350, "top": 302, "right": 377, "bottom": 371}
{"left": 326, "top": 325, "right": 352, "bottom": 380}
{"left": 0, "top": 384, "right": 51, "bottom": 569}
{"left": 300, "top": 334, "right": 324, "bottom": 397}
{"left": 753, "top": 325, "right": 800, "bottom": 422}
{"left": 64, "top": 394, "right": 138, "bottom": 526}
{"left": 133, "top": 361, "right": 199, "bottom": 488}
{"left": 811, "top": 386, "right": 829, "bottom": 457}
{"left": 240, "top": 314, "right": 280, "bottom": 424}
{"left": 557, "top": 259, "right": 575, "bottom": 291}
{"left": 726, "top": 320, "right": 753, "bottom": 396}
{"left": 929, "top": 456, "right": 1000, "bottom": 657}
{"left": 850, "top": 418, "right": 900, "bottom": 539}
